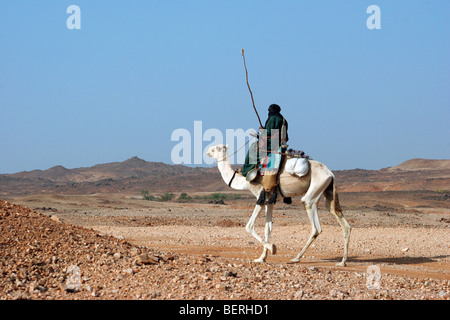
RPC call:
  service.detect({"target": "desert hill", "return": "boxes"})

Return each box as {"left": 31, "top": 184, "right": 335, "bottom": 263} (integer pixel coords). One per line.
{"left": 334, "top": 158, "right": 450, "bottom": 193}
{"left": 1, "top": 157, "right": 449, "bottom": 197}
{"left": 0, "top": 157, "right": 222, "bottom": 196}
{"left": 10, "top": 157, "right": 201, "bottom": 182}
{"left": 384, "top": 159, "right": 450, "bottom": 172}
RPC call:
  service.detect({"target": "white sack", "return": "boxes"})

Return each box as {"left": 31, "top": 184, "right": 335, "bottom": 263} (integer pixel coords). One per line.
{"left": 285, "top": 158, "right": 310, "bottom": 177}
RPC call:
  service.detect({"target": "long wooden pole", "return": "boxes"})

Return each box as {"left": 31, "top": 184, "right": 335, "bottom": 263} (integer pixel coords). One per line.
{"left": 241, "top": 49, "right": 263, "bottom": 128}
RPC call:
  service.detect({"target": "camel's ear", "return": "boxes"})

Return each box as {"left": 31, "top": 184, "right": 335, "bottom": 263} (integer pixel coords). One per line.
{"left": 225, "top": 144, "right": 229, "bottom": 150}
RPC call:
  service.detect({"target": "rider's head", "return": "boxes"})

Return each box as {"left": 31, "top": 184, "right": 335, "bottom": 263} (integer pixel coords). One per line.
{"left": 268, "top": 104, "right": 281, "bottom": 114}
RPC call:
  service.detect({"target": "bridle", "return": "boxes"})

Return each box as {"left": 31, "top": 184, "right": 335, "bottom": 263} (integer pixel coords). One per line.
{"left": 212, "top": 137, "right": 255, "bottom": 188}
{"left": 215, "top": 136, "right": 255, "bottom": 163}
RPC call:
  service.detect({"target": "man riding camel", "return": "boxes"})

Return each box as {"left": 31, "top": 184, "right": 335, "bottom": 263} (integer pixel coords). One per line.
{"left": 242, "top": 103, "right": 289, "bottom": 204}
{"left": 242, "top": 103, "right": 288, "bottom": 176}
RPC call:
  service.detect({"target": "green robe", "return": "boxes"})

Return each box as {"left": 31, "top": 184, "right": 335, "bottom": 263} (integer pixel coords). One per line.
{"left": 242, "top": 114, "right": 288, "bottom": 177}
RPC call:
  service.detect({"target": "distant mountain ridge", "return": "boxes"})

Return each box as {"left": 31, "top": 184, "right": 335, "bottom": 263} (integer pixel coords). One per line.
{"left": 0, "top": 157, "right": 220, "bottom": 196}
{"left": 8, "top": 157, "right": 203, "bottom": 182}
{"left": 384, "top": 159, "right": 450, "bottom": 172}
{"left": 1, "top": 157, "right": 449, "bottom": 196}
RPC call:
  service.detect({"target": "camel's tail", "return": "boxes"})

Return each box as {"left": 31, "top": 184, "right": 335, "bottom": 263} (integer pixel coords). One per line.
{"left": 324, "top": 176, "right": 343, "bottom": 217}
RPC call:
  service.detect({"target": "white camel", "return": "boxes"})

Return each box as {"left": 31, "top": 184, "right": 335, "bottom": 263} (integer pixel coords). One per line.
{"left": 207, "top": 144, "right": 351, "bottom": 266}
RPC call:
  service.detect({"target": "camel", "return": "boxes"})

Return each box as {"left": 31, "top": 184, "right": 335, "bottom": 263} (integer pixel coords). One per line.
{"left": 206, "top": 144, "right": 351, "bottom": 266}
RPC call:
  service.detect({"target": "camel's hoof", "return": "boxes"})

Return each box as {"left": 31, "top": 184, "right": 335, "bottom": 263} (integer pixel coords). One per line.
{"left": 253, "top": 258, "right": 265, "bottom": 263}
{"left": 336, "top": 261, "right": 346, "bottom": 267}
{"left": 265, "top": 243, "right": 276, "bottom": 255}
{"left": 289, "top": 258, "right": 300, "bottom": 264}
{"left": 264, "top": 243, "right": 277, "bottom": 254}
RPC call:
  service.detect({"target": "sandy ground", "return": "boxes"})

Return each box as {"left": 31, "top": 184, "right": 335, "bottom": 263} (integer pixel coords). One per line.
{"left": 11, "top": 194, "right": 450, "bottom": 278}
{"left": 2, "top": 192, "right": 449, "bottom": 300}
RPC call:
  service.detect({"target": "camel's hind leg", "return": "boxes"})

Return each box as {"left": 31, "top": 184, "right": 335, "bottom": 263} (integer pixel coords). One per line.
{"left": 290, "top": 201, "right": 322, "bottom": 263}
{"left": 332, "top": 212, "right": 351, "bottom": 267}
{"left": 324, "top": 179, "right": 351, "bottom": 266}
{"left": 290, "top": 175, "right": 331, "bottom": 263}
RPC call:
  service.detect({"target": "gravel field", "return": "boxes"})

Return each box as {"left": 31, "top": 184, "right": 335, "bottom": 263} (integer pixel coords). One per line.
{"left": 1, "top": 194, "right": 449, "bottom": 301}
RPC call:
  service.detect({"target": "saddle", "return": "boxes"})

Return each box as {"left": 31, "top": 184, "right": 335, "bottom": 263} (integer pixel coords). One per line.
{"left": 257, "top": 148, "right": 311, "bottom": 205}
{"left": 260, "top": 151, "right": 282, "bottom": 192}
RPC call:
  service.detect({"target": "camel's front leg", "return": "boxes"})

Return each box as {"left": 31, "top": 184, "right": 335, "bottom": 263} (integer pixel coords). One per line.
{"left": 245, "top": 203, "right": 276, "bottom": 263}
{"left": 263, "top": 203, "right": 276, "bottom": 255}
{"left": 245, "top": 204, "right": 264, "bottom": 262}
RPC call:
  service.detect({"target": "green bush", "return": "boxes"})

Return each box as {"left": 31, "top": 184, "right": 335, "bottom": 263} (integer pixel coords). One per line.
{"left": 141, "top": 191, "right": 247, "bottom": 202}
{"left": 141, "top": 190, "right": 173, "bottom": 202}
{"left": 160, "top": 193, "right": 174, "bottom": 202}
{"left": 193, "top": 193, "right": 244, "bottom": 200}
{"left": 177, "top": 192, "right": 192, "bottom": 201}
{"left": 141, "top": 190, "right": 157, "bottom": 201}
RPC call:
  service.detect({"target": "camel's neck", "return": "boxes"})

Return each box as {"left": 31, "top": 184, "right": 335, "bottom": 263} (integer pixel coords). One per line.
{"left": 217, "top": 157, "right": 248, "bottom": 191}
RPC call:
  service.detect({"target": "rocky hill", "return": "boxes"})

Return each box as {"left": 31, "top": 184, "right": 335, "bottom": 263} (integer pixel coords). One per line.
{"left": 334, "top": 159, "right": 450, "bottom": 193}
{"left": 1, "top": 158, "right": 449, "bottom": 197}
{"left": 384, "top": 159, "right": 450, "bottom": 172}
{"left": 0, "top": 157, "right": 224, "bottom": 196}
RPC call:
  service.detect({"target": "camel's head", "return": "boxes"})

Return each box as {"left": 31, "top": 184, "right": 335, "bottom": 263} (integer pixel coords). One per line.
{"left": 206, "top": 144, "right": 229, "bottom": 162}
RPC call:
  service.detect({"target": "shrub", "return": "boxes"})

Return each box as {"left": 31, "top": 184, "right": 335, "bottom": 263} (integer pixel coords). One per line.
{"left": 193, "top": 193, "right": 244, "bottom": 201}
{"left": 177, "top": 192, "right": 192, "bottom": 201}
{"left": 160, "top": 193, "right": 175, "bottom": 202}
{"left": 141, "top": 190, "right": 169, "bottom": 201}
{"left": 141, "top": 190, "right": 156, "bottom": 201}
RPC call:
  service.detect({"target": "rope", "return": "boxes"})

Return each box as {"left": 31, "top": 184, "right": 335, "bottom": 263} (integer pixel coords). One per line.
{"left": 216, "top": 136, "right": 255, "bottom": 163}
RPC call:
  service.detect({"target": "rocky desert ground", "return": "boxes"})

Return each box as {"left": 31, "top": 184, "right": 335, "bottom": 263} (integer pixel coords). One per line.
{"left": 1, "top": 191, "right": 449, "bottom": 301}
{"left": 0, "top": 158, "right": 449, "bottom": 301}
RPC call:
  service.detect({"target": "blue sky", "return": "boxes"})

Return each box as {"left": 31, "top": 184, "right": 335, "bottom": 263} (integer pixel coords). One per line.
{"left": 0, "top": 1, "right": 449, "bottom": 173}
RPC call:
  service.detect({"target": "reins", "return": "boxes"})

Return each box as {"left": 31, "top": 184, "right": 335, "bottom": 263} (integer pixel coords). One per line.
{"left": 214, "top": 137, "right": 255, "bottom": 188}
{"left": 216, "top": 136, "right": 255, "bottom": 163}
